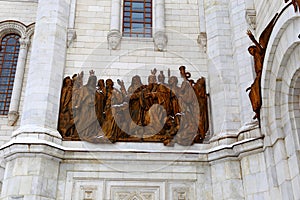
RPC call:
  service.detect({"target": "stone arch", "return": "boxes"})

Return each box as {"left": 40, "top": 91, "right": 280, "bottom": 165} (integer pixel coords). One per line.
{"left": 0, "top": 20, "right": 35, "bottom": 40}
{"left": 25, "top": 23, "right": 35, "bottom": 39}
{"left": 289, "top": 58, "right": 300, "bottom": 149}
{"left": 0, "top": 20, "right": 27, "bottom": 38}
{"left": 260, "top": 7, "right": 300, "bottom": 141}
{"left": 260, "top": 7, "right": 300, "bottom": 198}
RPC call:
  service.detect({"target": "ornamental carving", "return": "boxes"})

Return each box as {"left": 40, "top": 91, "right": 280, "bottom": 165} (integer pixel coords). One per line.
{"left": 0, "top": 20, "right": 34, "bottom": 39}
{"left": 58, "top": 66, "right": 209, "bottom": 146}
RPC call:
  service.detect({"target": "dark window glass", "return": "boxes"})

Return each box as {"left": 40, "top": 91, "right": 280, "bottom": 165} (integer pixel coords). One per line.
{"left": 122, "top": 0, "right": 152, "bottom": 38}
{"left": 0, "top": 34, "right": 20, "bottom": 115}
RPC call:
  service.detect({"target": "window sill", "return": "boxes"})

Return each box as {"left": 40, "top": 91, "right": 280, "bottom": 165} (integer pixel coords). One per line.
{"left": 121, "top": 36, "right": 153, "bottom": 43}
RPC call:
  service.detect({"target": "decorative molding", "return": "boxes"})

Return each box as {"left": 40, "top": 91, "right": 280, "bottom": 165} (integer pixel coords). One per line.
{"left": 0, "top": 0, "right": 37, "bottom": 2}
{"left": 153, "top": 31, "right": 168, "bottom": 51}
{"left": 197, "top": 32, "right": 207, "bottom": 53}
{"left": 19, "top": 37, "right": 31, "bottom": 49}
{"left": 25, "top": 23, "right": 35, "bottom": 38}
{"left": 172, "top": 187, "right": 191, "bottom": 200}
{"left": 80, "top": 185, "right": 97, "bottom": 200}
{"left": 115, "top": 191, "right": 155, "bottom": 200}
{"left": 67, "top": 28, "right": 76, "bottom": 47}
{"left": 0, "top": 21, "right": 34, "bottom": 39}
{"left": 7, "top": 111, "right": 19, "bottom": 126}
{"left": 0, "top": 21, "right": 27, "bottom": 38}
{"left": 111, "top": 185, "right": 160, "bottom": 200}
{"left": 245, "top": 9, "right": 256, "bottom": 30}
{"left": 107, "top": 30, "right": 122, "bottom": 50}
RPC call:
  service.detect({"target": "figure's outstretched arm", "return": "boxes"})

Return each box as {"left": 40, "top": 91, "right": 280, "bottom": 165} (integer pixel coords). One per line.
{"left": 247, "top": 30, "right": 263, "bottom": 51}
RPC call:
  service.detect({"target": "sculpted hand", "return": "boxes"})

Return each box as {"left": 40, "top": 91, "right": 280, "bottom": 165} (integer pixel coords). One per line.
{"left": 247, "top": 30, "right": 254, "bottom": 38}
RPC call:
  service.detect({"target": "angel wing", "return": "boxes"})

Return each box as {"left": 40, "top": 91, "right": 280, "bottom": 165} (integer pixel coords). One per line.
{"left": 258, "top": 13, "right": 279, "bottom": 49}
{"left": 259, "top": 1, "right": 293, "bottom": 49}
{"left": 285, "top": 0, "right": 300, "bottom": 11}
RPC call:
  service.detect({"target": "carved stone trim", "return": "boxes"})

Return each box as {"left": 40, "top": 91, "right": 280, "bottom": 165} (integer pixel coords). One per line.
{"left": 25, "top": 23, "right": 35, "bottom": 38}
{"left": 0, "top": 21, "right": 35, "bottom": 39}
{"left": 0, "top": 0, "right": 37, "bottom": 2}
{"left": 80, "top": 185, "right": 97, "bottom": 200}
{"left": 111, "top": 186, "right": 159, "bottom": 200}
{"left": 197, "top": 32, "right": 207, "bottom": 53}
{"left": 107, "top": 30, "right": 122, "bottom": 50}
{"left": 153, "top": 31, "right": 168, "bottom": 51}
{"left": 0, "top": 21, "right": 27, "bottom": 38}
{"left": 19, "top": 37, "right": 31, "bottom": 49}
{"left": 173, "top": 187, "right": 190, "bottom": 200}
{"left": 245, "top": 9, "right": 256, "bottom": 30}
{"left": 8, "top": 111, "right": 19, "bottom": 126}
{"left": 67, "top": 28, "right": 76, "bottom": 47}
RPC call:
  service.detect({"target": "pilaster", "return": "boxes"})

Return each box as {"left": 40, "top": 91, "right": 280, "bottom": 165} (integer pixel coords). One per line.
{"left": 204, "top": 0, "right": 241, "bottom": 141}
{"left": 228, "top": 0, "right": 257, "bottom": 128}
{"left": 18, "top": 0, "right": 70, "bottom": 138}
{"left": 0, "top": 0, "right": 70, "bottom": 198}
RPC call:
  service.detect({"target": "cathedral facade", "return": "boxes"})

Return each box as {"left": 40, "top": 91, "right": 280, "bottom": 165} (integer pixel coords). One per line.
{"left": 0, "top": 0, "right": 299, "bottom": 199}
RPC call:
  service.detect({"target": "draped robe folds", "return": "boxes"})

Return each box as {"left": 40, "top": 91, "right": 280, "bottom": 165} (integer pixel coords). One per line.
{"left": 73, "top": 84, "right": 101, "bottom": 142}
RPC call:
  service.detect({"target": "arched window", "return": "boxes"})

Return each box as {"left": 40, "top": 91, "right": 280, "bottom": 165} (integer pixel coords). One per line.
{"left": 0, "top": 34, "right": 20, "bottom": 115}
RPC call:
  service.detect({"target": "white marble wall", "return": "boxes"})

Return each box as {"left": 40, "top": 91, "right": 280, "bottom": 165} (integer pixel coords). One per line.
{"left": 65, "top": 0, "right": 206, "bottom": 88}
{"left": 0, "top": 0, "right": 299, "bottom": 199}
{"left": 204, "top": 0, "right": 241, "bottom": 137}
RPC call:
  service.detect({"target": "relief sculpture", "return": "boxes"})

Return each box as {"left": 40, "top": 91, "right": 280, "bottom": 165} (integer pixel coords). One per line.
{"left": 246, "top": 3, "right": 291, "bottom": 124}
{"left": 58, "top": 66, "right": 209, "bottom": 146}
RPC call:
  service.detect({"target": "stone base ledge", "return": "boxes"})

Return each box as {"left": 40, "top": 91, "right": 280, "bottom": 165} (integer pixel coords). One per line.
{"left": 0, "top": 130, "right": 264, "bottom": 163}
{"left": 209, "top": 121, "right": 261, "bottom": 146}
{"left": 11, "top": 125, "right": 62, "bottom": 144}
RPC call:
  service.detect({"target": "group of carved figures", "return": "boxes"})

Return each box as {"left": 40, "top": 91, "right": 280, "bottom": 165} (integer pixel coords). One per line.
{"left": 58, "top": 66, "right": 209, "bottom": 146}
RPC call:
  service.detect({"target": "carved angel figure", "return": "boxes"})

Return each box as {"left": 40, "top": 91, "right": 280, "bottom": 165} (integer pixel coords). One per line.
{"left": 246, "top": 5, "right": 289, "bottom": 123}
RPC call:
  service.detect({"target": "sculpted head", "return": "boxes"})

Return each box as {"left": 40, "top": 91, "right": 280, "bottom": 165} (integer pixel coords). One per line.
{"left": 63, "top": 76, "right": 72, "bottom": 87}
{"left": 132, "top": 75, "right": 142, "bottom": 86}
{"left": 168, "top": 76, "right": 178, "bottom": 86}
{"left": 158, "top": 71, "right": 165, "bottom": 83}
{"left": 248, "top": 45, "right": 257, "bottom": 55}
{"left": 106, "top": 79, "right": 114, "bottom": 88}
{"left": 87, "top": 75, "right": 97, "bottom": 87}
{"left": 97, "top": 79, "right": 105, "bottom": 89}
{"left": 148, "top": 74, "right": 157, "bottom": 84}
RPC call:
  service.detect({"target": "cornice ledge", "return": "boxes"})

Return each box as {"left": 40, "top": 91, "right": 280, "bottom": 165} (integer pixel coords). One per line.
{"left": 0, "top": 138, "right": 65, "bottom": 161}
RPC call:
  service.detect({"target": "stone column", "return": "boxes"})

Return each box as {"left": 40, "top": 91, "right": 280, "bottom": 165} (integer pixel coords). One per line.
{"left": 16, "top": 0, "right": 70, "bottom": 138}
{"left": 107, "top": 0, "right": 122, "bottom": 50}
{"left": 0, "top": 0, "right": 70, "bottom": 199}
{"left": 228, "top": 0, "right": 257, "bottom": 128}
{"left": 204, "top": 0, "right": 241, "bottom": 142}
{"left": 154, "top": 0, "right": 167, "bottom": 51}
{"left": 7, "top": 38, "right": 30, "bottom": 126}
